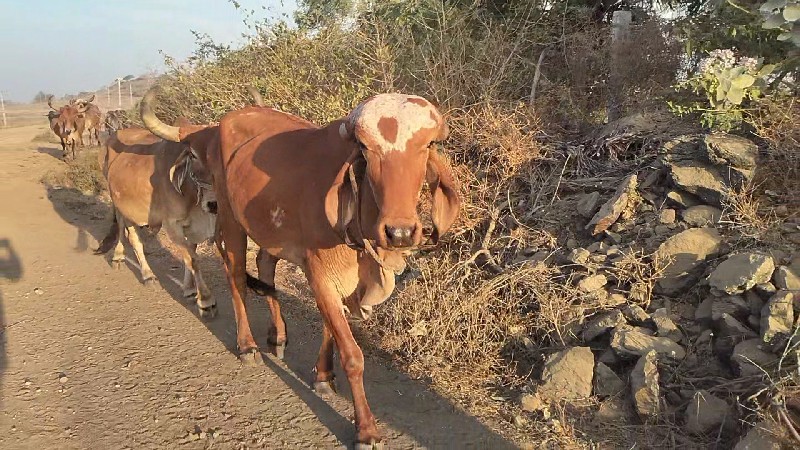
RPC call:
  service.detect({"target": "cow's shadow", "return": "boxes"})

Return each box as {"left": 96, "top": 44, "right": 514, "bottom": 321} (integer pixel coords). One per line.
{"left": 36, "top": 146, "right": 64, "bottom": 161}
{"left": 41, "top": 173, "right": 513, "bottom": 448}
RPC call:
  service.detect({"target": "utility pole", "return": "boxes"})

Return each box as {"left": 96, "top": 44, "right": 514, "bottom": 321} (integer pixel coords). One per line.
{"left": 0, "top": 91, "right": 7, "bottom": 128}
{"left": 129, "top": 81, "right": 133, "bottom": 107}
{"left": 116, "top": 78, "right": 122, "bottom": 107}
{"left": 107, "top": 85, "right": 111, "bottom": 108}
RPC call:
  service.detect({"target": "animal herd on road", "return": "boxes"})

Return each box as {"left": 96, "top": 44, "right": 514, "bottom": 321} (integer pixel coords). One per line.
{"left": 46, "top": 86, "right": 461, "bottom": 449}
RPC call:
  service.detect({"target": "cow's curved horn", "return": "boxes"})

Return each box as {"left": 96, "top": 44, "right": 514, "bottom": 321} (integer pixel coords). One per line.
{"left": 47, "top": 95, "right": 57, "bottom": 111}
{"left": 86, "top": 94, "right": 95, "bottom": 103}
{"left": 247, "top": 86, "right": 265, "bottom": 107}
{"left": 140, "top": 88, "right": 181, "bottom": 142}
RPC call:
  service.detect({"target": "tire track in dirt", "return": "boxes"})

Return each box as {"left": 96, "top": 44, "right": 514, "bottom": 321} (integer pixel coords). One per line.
{"left": 0, "top": 124, "right": 515, "bottom": 449}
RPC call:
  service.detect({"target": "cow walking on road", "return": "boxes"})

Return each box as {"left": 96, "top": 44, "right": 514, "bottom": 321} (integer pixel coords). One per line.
{"left": 141, "top": 88, "right": 460, "bottom": 449}
{"left": 94, "top": 124, "right": 218, "bottom": 315}
{"left": 47, "top": 96, "right": 85, "bottom": 160}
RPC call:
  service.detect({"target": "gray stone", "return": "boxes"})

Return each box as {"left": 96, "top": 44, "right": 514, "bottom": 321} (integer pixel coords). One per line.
{"left": 631, "top": 351, "right": 660, "bottom": 418}
{"left": 538, "top": 347, "right": 595, "bottom": 400}
{"left": 598, "top": 348, "right": 621, "bottom": 365}
{"left": 754, "top": 282, "right": 778, "bottom": 299}
{"left": 567, "top": 248, "right": 590, "bottom": 265}
{"left": 711, "top": 296, "right": 750, "bottom": 322}
{"left": 733, "top": 421, "right": 783, "bottom": 450}
{"left": 520, "top": 392, "right": 547, "bottom": 412}
{"left": 659, "top": 208, "right": 676, "bottom": 224}
{"left": 593, "top": 362, "right": 625, "bottom": 397}
{"left": 713, "top": 313, "right": 758, "bottom": 358}
{"left": 622, "top": 304, "right": 650, "bottom": 323}
{"left": 682, "top": 205, "right": 722, "bottom": 227}
{"left": 577, "top": 274, "right": 608, "bottom": 293}
{"left": 703, "top": 133, "right": 758, "bottom": 169}
{"left": 760, "top": 291, "right": 794, "bottom": 345}
{"left": 582, "top": 310, "right": 625, "bottom": 342}
{"left": 695, "top": 297, "right": 715, "bottom": 324}
{"left": 685, "top": 390, "right": 733, "bottom": 435}
{"left": 611, "top": 328, "right": 686, "bottom": 360}
{"left": 747, "top": 291, "right": 766, "bottom": 315}
{"left": 651, "top": 308, "right": 682, "bottom": 342}
{"left": 666, "top": 190, "right": 701, "bottom": 208}
{"left": 731, "top": 339, "right": 778, "bottom": 377}
{"left": 708, "top": 253, "right": 775, "bottom": 295}
{"left": 654, "top": 228, "right": 723, "bottom": 294}
{"left": 577, "top": 191, "right": 601, "bottom": 218}
{"left": 668, "top": 161, "right": 728, "bottom": 206}
{"left": 773, "top": 265, "right": 800, "bottom": 291}
{"left": 586, "top": 175, "right": 638, "bottom": 236}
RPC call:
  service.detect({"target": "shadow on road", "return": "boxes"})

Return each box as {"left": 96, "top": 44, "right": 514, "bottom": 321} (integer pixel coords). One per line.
{"left": 41, "top": 170, "right": 515, "bottom": 449}
{"left": 0, "top": 238, "right": 23, "bottom": 413}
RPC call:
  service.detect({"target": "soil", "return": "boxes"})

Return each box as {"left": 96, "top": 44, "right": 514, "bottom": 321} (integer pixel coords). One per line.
{"left": 0, "top": 123, "right": 515, "bottom": 449}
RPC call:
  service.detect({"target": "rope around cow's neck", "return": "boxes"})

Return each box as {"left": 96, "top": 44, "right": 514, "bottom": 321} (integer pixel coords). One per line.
{"left": 343, "top": 160, "right": 387, "bottom": 271}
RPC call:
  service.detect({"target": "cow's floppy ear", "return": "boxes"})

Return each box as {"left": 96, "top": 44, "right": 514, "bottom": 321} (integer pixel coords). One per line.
{"left": 325, "top": 149, "right": 358, "bottom": 233}
{"left": 169, "top": 149, "right": 192, "bottom": 193}
{"left": 425, "top": 149, "right": 460, "bottom": 244}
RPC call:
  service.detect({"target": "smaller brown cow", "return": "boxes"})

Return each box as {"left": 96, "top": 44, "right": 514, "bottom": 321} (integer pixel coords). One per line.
{"left": 70, "top": 95, "right": 102, "bottom": 146}
{"left": 95, "top": 125, "right": 218, "bottom": 315}
{"left": 47, "top": 96, "right": 85, "bottom": 160}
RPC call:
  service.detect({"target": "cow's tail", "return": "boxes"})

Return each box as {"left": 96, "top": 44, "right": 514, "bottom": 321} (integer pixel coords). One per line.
{"left": 246, "top": 273, "right": 275, "bottom": 296}
{"left": 94, "top": 210, "right": 119, "bottom": 255}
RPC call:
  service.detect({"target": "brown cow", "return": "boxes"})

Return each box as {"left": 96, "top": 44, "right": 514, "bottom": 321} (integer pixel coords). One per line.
{"left": 94, "top": 124, "right": 218, "bottom": 315}
{"left": 70, "top": 94, "right": 102, "bottom": 146}
{"left": 141, "top": 89, "right": 460, "bottom": 448}
{"left": 47, "top": 96, "right": 85, "bottom": 160}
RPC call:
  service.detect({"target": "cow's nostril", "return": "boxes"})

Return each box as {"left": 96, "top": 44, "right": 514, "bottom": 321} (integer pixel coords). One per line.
{"left": 385, "top": 225, "right": 415, "bottom": 247}
{"left": 206, "top": 201, "right": 218, "bottom": 214}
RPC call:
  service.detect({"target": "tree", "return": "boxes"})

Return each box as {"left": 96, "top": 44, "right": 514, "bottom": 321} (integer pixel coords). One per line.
{"left": 32, "top": 91, "right": 53, "bottom": 103}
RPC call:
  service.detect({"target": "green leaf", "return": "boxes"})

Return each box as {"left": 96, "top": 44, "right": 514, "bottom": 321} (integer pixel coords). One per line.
{"left": 732, "top": 74, "right": 756, "bottom": 88}
{"left": 727, "top": 86, "right": 745, "bottom": 105}
{"left": 784, "top": 4, "right": 800, "bottom": 21}
{"left": 716, "top": 84, "right": 727, "bottom": 102}
{"left": 763, "top": 13, "right": 786, "bottom": 29}
{"left": 760, "top": 0, "right": 787, "bottom": 12}
{"left": 757, "top": 64, "right": 777, "bottom": 77}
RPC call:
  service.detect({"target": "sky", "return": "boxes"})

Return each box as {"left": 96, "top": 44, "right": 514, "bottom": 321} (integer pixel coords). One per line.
{"left": 0, "top": 0, "right": 298, "bottom": 102}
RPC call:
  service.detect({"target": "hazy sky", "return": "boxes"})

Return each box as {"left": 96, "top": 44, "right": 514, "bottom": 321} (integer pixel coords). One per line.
{"left": 0, "top": 0, "right": 297, "bottom": 102}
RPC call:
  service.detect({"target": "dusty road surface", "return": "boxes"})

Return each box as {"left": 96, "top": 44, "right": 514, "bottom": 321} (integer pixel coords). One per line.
{"left": 0, "top": 123, "right": 515, "bottom": 449}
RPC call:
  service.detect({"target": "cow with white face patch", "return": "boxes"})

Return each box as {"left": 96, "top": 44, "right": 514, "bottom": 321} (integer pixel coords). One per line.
{"left": 141, "top": 89, "right": 460, "bottom": 449}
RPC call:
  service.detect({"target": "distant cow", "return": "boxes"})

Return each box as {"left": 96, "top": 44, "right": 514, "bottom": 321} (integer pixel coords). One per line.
{"left": 104, "top": 109, "right": 132, "bottom": 132}
{"left": 47, "top": 96, "right": 85, "bottom": 160}
{"left": 94, "top": 125, "right": 218, "bottom": 314}
{"left": 70, "top": 95, "right": 102, "bottom": 146}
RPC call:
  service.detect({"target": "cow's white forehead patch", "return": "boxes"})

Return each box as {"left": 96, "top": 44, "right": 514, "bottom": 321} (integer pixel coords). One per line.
{"left": 349, "top": 94, "right": 439, "bottom": 154}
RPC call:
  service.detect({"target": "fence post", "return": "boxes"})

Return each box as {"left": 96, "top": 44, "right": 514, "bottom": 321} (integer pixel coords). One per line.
{"left": 608, "top": 10, "right": 632, "bottom": 122}
{"left": 0, "top": 91, "right": 7, "bottom": 128}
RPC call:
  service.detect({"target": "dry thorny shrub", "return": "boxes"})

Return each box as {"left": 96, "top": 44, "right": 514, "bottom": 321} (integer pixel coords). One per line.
{"left": 41, "top": 149, "right": 105, "bottom": 195}
{"left": 152, "top": 3, "right": 685, "bottom": 431}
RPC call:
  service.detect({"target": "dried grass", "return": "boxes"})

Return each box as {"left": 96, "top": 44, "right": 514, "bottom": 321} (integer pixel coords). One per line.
{"left": 41, "top": 149, "right": 105, "bottom": 195}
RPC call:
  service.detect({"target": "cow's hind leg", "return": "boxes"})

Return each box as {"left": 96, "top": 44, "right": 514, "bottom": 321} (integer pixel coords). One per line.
{"left": 164, "top": 221, "right": 215, "bottom": 319}
{"left": 111, "top": 211, "right": 127, "bottom": 270}
{"left": 124, "top": 223, "right": 156, "bottom": 285}
{"left": 313, "top": 324, "right": 337, "bottom": 396}
{"left": 254, "top": 250, "right": 287, "bottom": 358}
{"left": 217, "top": 198, "right": 260, "bottom": 364}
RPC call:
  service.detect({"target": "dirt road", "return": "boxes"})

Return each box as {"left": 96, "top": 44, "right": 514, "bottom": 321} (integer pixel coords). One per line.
{"left": 0, "top": 123, "right": 514, "bottom": 449}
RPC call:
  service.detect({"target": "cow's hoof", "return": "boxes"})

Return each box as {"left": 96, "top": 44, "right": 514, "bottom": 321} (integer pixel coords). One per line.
{"left": 238, "top": 348, "right": 262, "bottom": 366}
{"left": 354, "top": 441, "right": 384, "bottom": 450}
{"left": 312, "top": 380, "right": 337, "bottom": 396}
{"left": 112, "top": 260, "right": 124, "bottom": 270}
{"left": 183, "top": 288, "right": 197, "bottom": 299}
{"left": 198, "top": 304, "right": 217, "bottom": 320}
{"left": 143, "top": 277, "right": 158, "bottom": 287}
{"left": 273, "top": 343, "right": 286, "bottom": 360}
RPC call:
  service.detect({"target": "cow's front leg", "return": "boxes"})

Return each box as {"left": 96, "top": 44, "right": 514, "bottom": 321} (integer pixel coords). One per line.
{"left": 307, "top": 259, "right": 382, "bottom": 448}
{"left": 164, "top": 222, "right": 215, "bottom": 318}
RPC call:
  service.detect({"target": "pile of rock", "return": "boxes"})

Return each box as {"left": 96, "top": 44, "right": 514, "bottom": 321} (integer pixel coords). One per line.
{"left": 520, "top": 131, "right": 799, "bottom": 447}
